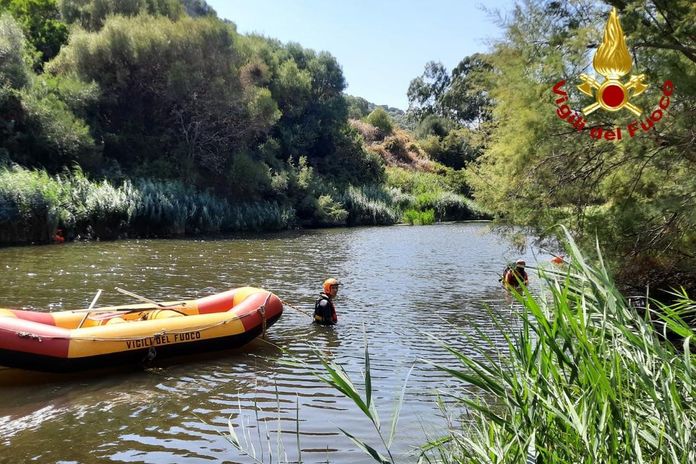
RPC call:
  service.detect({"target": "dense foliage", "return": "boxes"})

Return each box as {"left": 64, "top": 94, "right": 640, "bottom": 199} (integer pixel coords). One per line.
{"left": 427, "top": 231, "right": 696, "bottom": 463}
{"left": 464, "top": 0, "right": 696, "bottom": 293}
{"left": 0, "top": 0, "right": 484, "bottom": 244}
{"left": 406, "top": 54, "right": 492, "bottom": 172}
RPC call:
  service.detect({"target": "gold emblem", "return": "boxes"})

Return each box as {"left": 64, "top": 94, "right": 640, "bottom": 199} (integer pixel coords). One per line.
{"left": 578, "top": 8, "right": 648, "bottom": 116}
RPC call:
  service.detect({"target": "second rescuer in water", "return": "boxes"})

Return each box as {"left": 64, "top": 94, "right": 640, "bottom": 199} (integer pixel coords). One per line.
{"left": 503, "top": 259, "right": 529, "bottom": 290}
{"left": 314, "top": 278, "right": 339, "bottom": 325}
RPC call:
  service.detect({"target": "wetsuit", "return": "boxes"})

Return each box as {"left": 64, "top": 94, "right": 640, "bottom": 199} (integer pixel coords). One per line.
{"left": 504, "top": 267, "right": 528, "bottom": 289}
{"left": 314, "top": 293, "right": 337, "bottom": 325}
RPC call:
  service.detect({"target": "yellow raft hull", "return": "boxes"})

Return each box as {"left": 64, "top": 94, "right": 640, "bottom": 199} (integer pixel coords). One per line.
{"left": 0, "top": 287, "right": 283, "bottom": 373}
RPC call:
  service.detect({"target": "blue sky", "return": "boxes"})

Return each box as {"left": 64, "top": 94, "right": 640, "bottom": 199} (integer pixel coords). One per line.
{"left": 206, "top": 0, "right": 515, "bottom": 110}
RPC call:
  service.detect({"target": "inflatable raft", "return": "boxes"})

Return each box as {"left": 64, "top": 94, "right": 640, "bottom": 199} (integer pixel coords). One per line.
{"left": 0, "top": 287, "right": 283, "bottom": 373}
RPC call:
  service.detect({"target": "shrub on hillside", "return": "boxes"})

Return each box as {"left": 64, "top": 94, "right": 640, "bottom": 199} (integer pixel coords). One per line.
{"left": 365, "top": 107, "right": 393, "bottom": 138}
{"left": 415, "top": 114, "right": 452, "bottom": 139}
{"left": 348, "top": 118, "right": 380, "bottom": 143}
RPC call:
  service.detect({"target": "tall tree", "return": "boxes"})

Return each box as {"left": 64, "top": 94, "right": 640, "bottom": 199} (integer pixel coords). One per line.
{"left": 407, "top": 55, "right": 493, "bottom": 127}
{"left": 0, "top": 0, "right": 68, "bottom": 64}
{"left": 444, "top": 53, "right": 493, "bottom": 126}
{"left": 48, "top": 15, "right": 278, "bottom": 184}
{"left": 406, "top": 61, "right": 450, "bottom": 122}
{"left": 467, "top": 0, "right": 696, "bottom": 292}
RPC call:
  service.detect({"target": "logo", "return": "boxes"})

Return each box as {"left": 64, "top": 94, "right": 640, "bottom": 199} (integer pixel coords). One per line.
{"left": 577, "top": 8, "right": 647, "bottom": 116}
{"left": 551, "top": 8, "right": 673, "bottom": 141}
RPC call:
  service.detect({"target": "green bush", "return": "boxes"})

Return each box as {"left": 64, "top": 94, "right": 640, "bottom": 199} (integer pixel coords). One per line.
{"left": 227, "top": 152, "right": 273, "bottom": 199}
{"left": 414, "top": 114, "right": 452, "bottom": 139}
{"left": 22, "top": 89, "right": 100, "bottom": 169}
{"left": 418, "top": 128, "right": 482, "bottom": 170}
{"left": 385, "top": 166, "right": 488, "bottom": 222}
{"left": 312, "top": 194, "right": 348, "bottom": 227}
{"left": 365, "top": 107, "right": 393, "bottom": 137}
{"left": 316, "top": 128, "right": 386, "bottom": 185}
{"left": 386, "top": 166, "right": 446, "bottom": 195}
{"left": 402, "top": 208, "right": 435, "bottom": 225}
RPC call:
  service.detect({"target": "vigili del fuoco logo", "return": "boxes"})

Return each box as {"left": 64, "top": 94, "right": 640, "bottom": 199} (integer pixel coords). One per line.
{"left": 551, "top": 8, "right": 673, "bottom": 141}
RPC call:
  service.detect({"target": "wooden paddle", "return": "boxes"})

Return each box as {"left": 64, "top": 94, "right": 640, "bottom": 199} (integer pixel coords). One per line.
{"left": 114, "top": 287, "right": 167, "bottom": 307}
{"left": 76, "top": 289, "right": 103, "bottom": 328}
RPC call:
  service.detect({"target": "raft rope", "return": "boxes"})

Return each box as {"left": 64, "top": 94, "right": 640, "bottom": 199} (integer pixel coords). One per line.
{"left": 279, "top": 300, "right": 312, "bottom": 318}
{"left": 258, "top": 292, "right": 273, "bottom": 340}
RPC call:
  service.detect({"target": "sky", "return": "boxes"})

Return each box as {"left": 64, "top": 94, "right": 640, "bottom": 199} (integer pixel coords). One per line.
{"left": 206, "top": 0, "right": 515, "bottom": 110}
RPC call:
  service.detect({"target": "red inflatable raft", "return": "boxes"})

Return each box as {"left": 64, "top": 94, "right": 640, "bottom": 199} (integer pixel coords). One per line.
{"left": 0, "top": 287, "right": 283, "bottom": 373}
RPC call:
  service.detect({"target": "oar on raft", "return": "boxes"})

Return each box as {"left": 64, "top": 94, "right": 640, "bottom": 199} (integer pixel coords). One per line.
{"left": 74, "top": 288, "right": 187, "bottom": 328}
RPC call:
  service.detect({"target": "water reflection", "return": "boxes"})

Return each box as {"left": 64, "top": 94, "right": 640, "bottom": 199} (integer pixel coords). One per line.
{"left": 0, "top": 223, "right": 547, "bottom": 463}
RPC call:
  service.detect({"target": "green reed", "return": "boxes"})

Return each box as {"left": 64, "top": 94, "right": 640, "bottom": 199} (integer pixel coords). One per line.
{"left": 0, "top": 166, "right": 293, "bottom": 243}
{"left": 420, "top": 228, "right": 695, "bottom": 463}
{"left": 340, "top": 184, "right": 401, "bottom": 225}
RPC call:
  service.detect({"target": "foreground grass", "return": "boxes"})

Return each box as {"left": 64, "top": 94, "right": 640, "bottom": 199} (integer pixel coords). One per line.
{"left": 229, "top": 230, "right": 694, "bottom": 463}
{"left": 419, "top": 231, "right": 695, "bottom": 463}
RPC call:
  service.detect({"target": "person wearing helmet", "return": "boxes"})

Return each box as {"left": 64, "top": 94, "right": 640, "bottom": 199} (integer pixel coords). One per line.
{"left": 502, "top": 259, "right": 529, "bottom": 290}
{"left": 314, "top": 278, "right": 339, "bottom": 325}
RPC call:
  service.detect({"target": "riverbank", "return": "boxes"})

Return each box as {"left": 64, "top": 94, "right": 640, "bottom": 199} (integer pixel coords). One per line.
{"left": 0, "top": 165, "right": 489, "bottom": 246}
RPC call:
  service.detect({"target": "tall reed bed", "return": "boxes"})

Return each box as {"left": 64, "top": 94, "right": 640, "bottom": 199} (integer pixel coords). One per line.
{"left": 423, "top": 231, "right": 695, "bottom": 463}
{"left": 402, "top": 208, "right": 435, "bottom": 225}
{"left": 340, "top": 184, "right": 401, "bottom": 226}
{"left": 0, "top": 166, "right": 293, "bottom": 243}
{"left": 0, "top": 166, "right": 64, "bottom": 243}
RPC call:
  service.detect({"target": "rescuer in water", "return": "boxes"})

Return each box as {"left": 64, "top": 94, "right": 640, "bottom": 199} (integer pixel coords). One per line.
{"left": 314, "top": 278, "right": 339, "bottom": 325}
{"left": 502, "top": 259, "right": 529, "bottom": 290}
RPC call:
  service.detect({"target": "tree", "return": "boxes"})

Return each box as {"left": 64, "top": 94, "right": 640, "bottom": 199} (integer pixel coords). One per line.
{"left": 48, "top": 15, "right": 278, "bottom": 184}
{"left": 420, "top": 127, "right": 482, "bottom": 170}
{"left": 57, "top": 0, "right": 183, "bottom": 30}
{"left": 258, "top": 41, "right": 350, "bottom": 170}
{"left": 181, "top": 0, "right": 215, "bottom": 18}
{"left": 407, "top": 55, "right": 493, "bottom": 127}
{"left": 467, "top": 0, "right": 696, "bottom": 292}
{"left": 406, "top": 61, "right": 450, "bottom": 122}
{"left": 0, "top": 13, "right": 30, "bottom": 88}
{"left": 345, "top": 94, "right": 369, "bottom": 119}
{"left": 443, "top": 53, "right": 493, "bottom": 126}
{"left": 0, "top": 0, "right": 68, "bottom": 64}
{"left": 606, "top": 0, "right": 696, "bottom": 64}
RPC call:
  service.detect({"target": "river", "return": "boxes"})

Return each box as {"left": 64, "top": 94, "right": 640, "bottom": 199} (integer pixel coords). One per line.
{"left": 0, "top": 223, "right": 547, "bottom": 463}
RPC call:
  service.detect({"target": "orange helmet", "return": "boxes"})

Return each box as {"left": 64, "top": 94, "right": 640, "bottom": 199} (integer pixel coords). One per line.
{"left": 322, "top": 278, "right": 340, "bottom": 293}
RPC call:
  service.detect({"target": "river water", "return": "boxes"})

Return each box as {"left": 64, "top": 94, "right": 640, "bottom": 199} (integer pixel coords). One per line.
{"left": 0, "top": 223, "right": 547, "bottom": 463}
